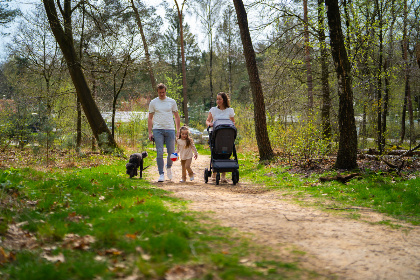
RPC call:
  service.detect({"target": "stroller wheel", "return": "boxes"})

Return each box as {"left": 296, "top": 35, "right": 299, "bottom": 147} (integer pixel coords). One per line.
{"left": 216, "top": 172, "right": 220, "bottom": 185}
{"left": 204, "top": 168, "right": 209, "bottom": 183}
{"left": 232, "top": 170, "right": 239, "bottom": 185}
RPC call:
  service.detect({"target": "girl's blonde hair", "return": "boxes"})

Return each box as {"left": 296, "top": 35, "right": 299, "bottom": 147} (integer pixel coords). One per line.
{"left": 179, "top": 126, "right": 193, "bottom": 147}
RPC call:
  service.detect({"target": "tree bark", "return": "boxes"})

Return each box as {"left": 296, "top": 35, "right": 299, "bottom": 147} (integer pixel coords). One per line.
{"left": 416, "top": 43, "right": 420, "bottom": 68}
{"left": 375, "top": 0, "right": 384, "bottom": 153}
{"left": 43, "top": 0, "right": 117, "bottom": 151}
{"left": 232, "top": 0, "right": 274, "bottom": 161}
{"left": 325, "top": 0, "right": 358, "bottom": 169}
{"left": 303, "top": 0, "right": 313, "bottom": 110}
{"left": 131, "top": 0, "right": 156, "bottom": 94}
{"left": 318, "top": 0, "right": 331, "bottom": 140}
{"left": 174, "top": 0, "right": 189, "bottom": 125}
{"left": 381, "top": 0, "right": 396, "bottom": 152}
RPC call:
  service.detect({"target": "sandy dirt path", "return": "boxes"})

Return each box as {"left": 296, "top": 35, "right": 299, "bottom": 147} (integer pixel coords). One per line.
{"left": 145, "top": 155, "right": 420, "bottom": 280}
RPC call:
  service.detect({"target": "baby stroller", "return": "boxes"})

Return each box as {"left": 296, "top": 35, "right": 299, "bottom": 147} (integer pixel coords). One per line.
{"left": 204, "top": 119, "right": 240, "bottom": 185}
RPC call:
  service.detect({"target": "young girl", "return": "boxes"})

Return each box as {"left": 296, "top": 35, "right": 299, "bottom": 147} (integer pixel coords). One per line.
{"left": 176, "top": 126, "right": 198, "bottom": 182}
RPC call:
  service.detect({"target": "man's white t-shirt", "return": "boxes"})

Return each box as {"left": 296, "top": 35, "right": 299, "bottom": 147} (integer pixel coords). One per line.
{"left": 149, "top": 97, "right": 178, "bottom": 130}
{"left": 209, "top": 107, "right": 235, "bottom": 122}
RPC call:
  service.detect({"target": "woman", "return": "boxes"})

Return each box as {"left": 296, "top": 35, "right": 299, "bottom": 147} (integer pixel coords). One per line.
{"left": 206, "top": 92, "right": 235, "bottom": 183}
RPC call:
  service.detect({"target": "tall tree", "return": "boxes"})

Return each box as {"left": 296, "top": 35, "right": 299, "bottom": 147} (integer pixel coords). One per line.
{"left": 317, "top": 0, "right": 331, "bottom": 140}
{"left": 43, "top": 0, "right": 118, "bottom": 151}
{"left": 400, "top": 0, "right": 414, "bottom": 145}
{"left": 130, "top": 0, "right": 156, "bottom": 93}
{"left": 325, "top": 0, "right": 358, "bottom": 169}
{"left": 381, "top": 0, "right": 397, "bottom": 153}
{"left": 375, "top": 0, "right": 384, "bottom": 153}
{"left": 174, "top": 0, "right": 189, "bottom": 124}
{"left": 232, "top": 0, "right": 274, "bottom": 161}
{"left": 194, "top": 0, "right": 222, "bottom": 108}
{"left": 303, "top": 0, "right": 313, "bottom": 110}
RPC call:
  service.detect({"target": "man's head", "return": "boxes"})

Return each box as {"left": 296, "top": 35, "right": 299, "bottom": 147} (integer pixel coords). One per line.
{"left": 157, "top": 83, "right": 167, "bottom": 100}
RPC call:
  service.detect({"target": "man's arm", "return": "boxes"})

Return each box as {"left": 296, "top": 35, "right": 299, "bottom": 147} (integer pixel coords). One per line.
{"left": 173, "top": 111, "right": 181, "bottom": 138}
{"left": 148, "top": 112, "right": 154, "bottom": 141}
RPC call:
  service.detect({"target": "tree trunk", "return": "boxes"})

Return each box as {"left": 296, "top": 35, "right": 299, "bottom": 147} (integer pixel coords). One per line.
{"left": 210, "top": 34, "right": 214, "bottom": 107}
{"left": 375, "top": 0, "right": 384, "bottom": 153}
{"left": 416, "top": 43, "right": 420, "bottom": 68}
{"left": 76, "top": 96, "right": 82, "bottom": 151}
{"left": 303, "top": 0, "right": 313, "bottom": 110}
{"left": 131, "top": 0, "right": 156, "bottom": 94}
{"left": 381, "top": 0, "right": 396, "bottom": 151}
{"left": 232, "top": 0, "right": 274, "bottom": 161}
{"left": 318, "top": 0, "right": 331, "bottom": 140}
{"left": 175, "top": 0, "right": 189, "bottom": 125}
{"left": 400, "top": 0, "right": 413, "bottom": 145}
{"left": 325, "top": 0, "right": 358, "bottom": 170}
{"left": 43, "top": 0, "right": 117, "bottom": 151}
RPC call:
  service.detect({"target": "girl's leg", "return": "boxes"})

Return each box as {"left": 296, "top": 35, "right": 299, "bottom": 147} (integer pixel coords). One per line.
{"left": 185, "top": 158, "right": 193, "bottom": 178}
{"left": 180, "top": 159, "right": 187, "bottom": 181}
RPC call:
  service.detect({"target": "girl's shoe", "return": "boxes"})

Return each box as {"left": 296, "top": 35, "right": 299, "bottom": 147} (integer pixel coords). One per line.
{"left": 179, "top": 179, "right": 185, "bottom": 183}
{"left": 190, "top": 176, "right": 194, "bottom": 181}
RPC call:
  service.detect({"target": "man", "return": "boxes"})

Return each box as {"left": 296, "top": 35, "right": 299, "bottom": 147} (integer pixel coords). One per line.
{"left": 148, "top": 83, "right": 181, "bottom": 182}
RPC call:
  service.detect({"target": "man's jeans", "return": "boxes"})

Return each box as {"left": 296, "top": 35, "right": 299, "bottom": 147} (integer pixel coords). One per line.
{"left": 153, "top": 129, "right": 175, "bottom": 175}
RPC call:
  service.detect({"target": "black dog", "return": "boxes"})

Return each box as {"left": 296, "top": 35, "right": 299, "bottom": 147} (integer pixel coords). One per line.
{"left": 126, "top": 152, "right": 148, "bottom": 178}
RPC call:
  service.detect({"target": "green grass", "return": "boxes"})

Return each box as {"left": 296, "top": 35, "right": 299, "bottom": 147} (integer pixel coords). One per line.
{"left": 0, "top": 154, "right": 305, "bottom": 279}
{"left": 238, "top": 151, "right": 420, "bottom": 225}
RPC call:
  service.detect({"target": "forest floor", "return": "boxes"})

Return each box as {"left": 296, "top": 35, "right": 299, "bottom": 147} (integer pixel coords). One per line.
{"left": 146, "top": 155, "right": 420, "bottom": 280}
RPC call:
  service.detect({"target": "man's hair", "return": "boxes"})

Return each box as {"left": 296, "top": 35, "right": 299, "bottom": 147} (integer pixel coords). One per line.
{"left": 157, "top": 83, "right": 167, "bottom": 91}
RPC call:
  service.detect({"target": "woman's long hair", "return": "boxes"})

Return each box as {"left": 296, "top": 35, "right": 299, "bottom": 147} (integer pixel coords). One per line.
{"left": 217, "top": 92, "right": 230, "bottom": 108}
{"left": 178, "top": 126, "right": 192, "bottom": 148}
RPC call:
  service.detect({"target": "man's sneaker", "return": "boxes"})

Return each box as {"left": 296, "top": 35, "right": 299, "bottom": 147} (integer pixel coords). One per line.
{"left": 190, "top": 176, "right": 194, "bottom": 181}
{"left": 158, "top": 174, "right": 165, "bottom": 182}
{"left": 166, "top": 167, "right": 173, "bottom": 180}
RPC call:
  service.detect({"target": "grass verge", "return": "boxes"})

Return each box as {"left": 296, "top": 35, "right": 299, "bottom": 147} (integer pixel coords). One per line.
{"left": 0, "top": 152, "right": 312, "bottom": 280}
{"left": 238, "top": 151, "right": 420, "bottom": 225}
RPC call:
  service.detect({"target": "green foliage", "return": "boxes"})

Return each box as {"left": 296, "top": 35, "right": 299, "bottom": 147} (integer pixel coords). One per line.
{"left": 164, "top": 73, "right": 183, "bottom": 106}
{"left": 114, "top": 112, "right": 149, "bottom": 151}
{"left": 268, "top": 116, "right": 335, "bottom": 165}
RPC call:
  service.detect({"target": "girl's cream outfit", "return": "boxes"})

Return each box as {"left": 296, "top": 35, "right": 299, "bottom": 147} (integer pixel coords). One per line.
{"left": 176, "top": 139, "right": 198, "bottom": 182}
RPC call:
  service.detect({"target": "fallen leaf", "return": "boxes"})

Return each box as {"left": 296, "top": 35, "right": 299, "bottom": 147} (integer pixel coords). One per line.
{"left": 62, "top": 234, "right": 95, "bottom": 250}
{"left": 105, "top": 248, "right": 123, "bottom": 256}
{"left": 0, "top": 247, "right": 9, "bottom": 264}
{"left": 125, "top": 234, "right": 137, "bottom": 240}
{"left": 135, "top": 197, "right": 145, "bottom": 205}
{"left": 41, "top": 252, "right": 65, "bottom": 263}
{"left": 165, "top": 265, "right": 196, "bottom": 280}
